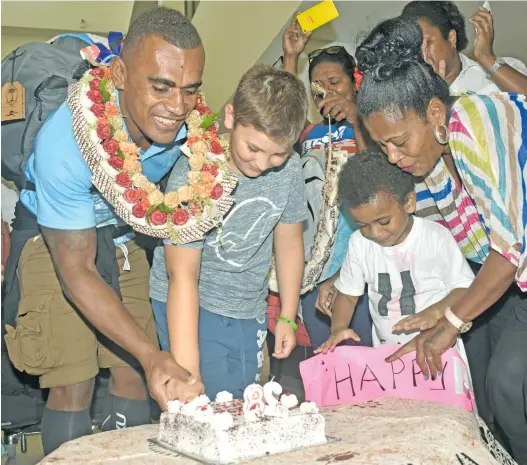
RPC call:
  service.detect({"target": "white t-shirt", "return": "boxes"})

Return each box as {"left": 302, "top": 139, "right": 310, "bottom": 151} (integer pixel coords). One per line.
{"left": 335, "top": 217, "right": 475, "bottom": 346}
{"left": 450, "top": 53, "right": 527, "bottom": 94}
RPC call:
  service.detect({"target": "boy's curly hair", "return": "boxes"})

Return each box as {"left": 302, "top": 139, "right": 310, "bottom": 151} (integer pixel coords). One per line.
{"left": 339, "top": 151, "right": 415, "bottom": 209}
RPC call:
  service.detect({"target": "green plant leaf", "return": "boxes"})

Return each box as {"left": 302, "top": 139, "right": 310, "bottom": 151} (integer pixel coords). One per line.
{"left": 199, "top": 112, "right": 219, "bottom": 130}
{"left": 99, "top": 76, "right": 111, "bottom": 103}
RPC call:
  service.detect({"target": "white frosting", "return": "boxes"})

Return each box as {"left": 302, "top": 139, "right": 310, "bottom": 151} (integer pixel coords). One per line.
{"left": 215, "top": 391, "right": 233, "bottom": 403}
{"left": 167, "top": 400, "right": 182, "bottom": 413}
{"left": 264, "top": 402, "right": 289, "bottom": 418}
{"left": 210, "top": 411, "right": 234, "bottom": 430}
{"left": 194, "top": 405, "right": 214, "bottom": 421}
{"left": 300, "top": 401, "right": 319, "bottom": 414}
{"left": 280, "top": 392, "right": 299, "bottom": 409}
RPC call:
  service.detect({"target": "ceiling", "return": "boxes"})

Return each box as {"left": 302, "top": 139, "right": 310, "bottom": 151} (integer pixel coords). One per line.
{"left": 300, "top": 0, "right": 527, "bottom": 62}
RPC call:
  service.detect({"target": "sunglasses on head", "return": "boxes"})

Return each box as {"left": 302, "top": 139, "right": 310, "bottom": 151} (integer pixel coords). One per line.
{"left": 308, "top": 46, "right": 347, "bottom": 63}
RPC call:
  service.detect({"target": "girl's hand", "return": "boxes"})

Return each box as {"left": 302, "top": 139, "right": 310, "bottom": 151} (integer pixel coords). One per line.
{"left": 470, "top": 6, "right": 496, "bottom": 70}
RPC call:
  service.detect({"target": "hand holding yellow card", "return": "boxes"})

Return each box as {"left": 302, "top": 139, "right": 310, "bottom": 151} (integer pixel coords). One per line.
{"left": 296, "top": 0, "right": 339, "bottom": 34}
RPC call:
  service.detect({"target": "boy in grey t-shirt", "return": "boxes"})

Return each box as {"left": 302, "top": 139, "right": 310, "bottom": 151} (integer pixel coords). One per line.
{"left": 149, "top": 66, "right": 309, "bottom": 399}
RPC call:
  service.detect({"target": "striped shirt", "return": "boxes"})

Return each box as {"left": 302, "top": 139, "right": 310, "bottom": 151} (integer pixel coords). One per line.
{"left": 416, "top": 93, "right": 527, "bottom": 290}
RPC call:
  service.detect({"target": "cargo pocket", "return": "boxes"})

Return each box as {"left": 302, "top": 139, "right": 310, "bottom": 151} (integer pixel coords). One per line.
{"left": 4, "top": 290, "right": 56, "bottom": 376}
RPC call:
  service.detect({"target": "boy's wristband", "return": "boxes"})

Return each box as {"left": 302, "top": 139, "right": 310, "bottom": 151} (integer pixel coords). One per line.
{"left": 276, "top": 316, "right": 298, "bottom": 331}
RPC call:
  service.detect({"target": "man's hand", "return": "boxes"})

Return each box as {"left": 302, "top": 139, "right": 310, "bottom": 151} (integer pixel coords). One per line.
{"left": 470, "top": 6, "right": 496, "bottom": 69}
{"left": 316, "top": 279, "right": 337, "bottom": 316}
{"left": 166, "top": 376, "right": 205, "bottom": 405}
{"left": 273, "top": 320, "right": 297, "bottom": 359}
{"left": 282, "top": 14, "right": 311, "bottom": 59}
{"left": 314, "top": 328, "right": 360, "bottom": 355}
{"left": 142, "top": 349, "right": 198, "bottom": 411}
{"left": 386, "top": 317, "right": 459, "bottom": 380}
{"left": 392, "top": 303, "right": 444, "bottom": 334}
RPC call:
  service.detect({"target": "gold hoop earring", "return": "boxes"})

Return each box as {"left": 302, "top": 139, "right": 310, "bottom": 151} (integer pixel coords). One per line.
{"left": 434, "top": 124, "right": 450, "bottom": 145}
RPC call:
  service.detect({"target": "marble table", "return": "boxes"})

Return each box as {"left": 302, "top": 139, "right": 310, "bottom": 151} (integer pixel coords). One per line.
{"left": 39, "top": 398, "right": 507, "bottom": 465}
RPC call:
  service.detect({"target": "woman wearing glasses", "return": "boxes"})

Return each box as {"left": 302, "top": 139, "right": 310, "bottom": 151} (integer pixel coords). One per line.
{"left": 270, "top": 18, "right": 373, "bottom": 351}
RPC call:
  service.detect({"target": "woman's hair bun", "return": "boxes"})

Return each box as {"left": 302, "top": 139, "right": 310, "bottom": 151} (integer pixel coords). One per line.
{"left": 356, "top": 17, "right": 424, "bottom": 81}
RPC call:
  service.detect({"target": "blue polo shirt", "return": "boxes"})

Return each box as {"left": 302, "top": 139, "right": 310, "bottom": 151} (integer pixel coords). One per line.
{"left": 20, "top": 102, "right": 186, "bottom": 235}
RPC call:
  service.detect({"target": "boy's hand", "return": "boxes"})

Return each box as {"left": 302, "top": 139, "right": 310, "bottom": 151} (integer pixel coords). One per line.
{"left": 166, "top": 377, "right": 205, "bottom": 406}
{"left": 273, "top": 320, "right": 297, "bottom": 359}
{"left": 316, "top": 280, "right": 337, "bottom": 316}
{"left": 314, "top": 329, "right": 360, "bottom": 354}
{"left": 392, "top": 303, "right": 445, "bottom": 334}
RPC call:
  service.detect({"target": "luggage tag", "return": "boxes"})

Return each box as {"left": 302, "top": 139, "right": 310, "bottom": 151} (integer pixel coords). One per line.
{"left": 2, "top": 81, "right": 25, "bottom": 122}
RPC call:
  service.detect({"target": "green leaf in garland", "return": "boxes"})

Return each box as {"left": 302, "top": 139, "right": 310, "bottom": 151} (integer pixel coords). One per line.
{"left": 99, "top": 76, "right": 111, "bottom": 103}
{"left": 199, "top": 112, "right": 219, "bottom": 130}
{"left": 117, "top": 148, "right": 125, "bottom": 160}
{"left": 146, "top": 204, "right": 161, "bottom": 217}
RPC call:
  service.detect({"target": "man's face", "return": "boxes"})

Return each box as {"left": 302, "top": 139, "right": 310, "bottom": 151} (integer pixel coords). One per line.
{"left": 224, "top": 105, "right": 292, "bottom": 178}
{"left": 112, "top": 35, "right": 205, "bottom": 147}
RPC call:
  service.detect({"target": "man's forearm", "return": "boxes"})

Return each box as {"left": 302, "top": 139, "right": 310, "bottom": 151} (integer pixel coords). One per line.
{"left": 167, "top": 275, "right": 200, "bottom": 376}
{"left": 331, "top": 293, "right": 358, "bottom": 332}
{"left": 453, "top": 250, "right": 517, "bottom": 321}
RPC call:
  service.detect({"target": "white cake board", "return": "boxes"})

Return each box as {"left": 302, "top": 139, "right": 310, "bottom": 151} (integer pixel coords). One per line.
{"left": 147, "top": 436, "right": 341, "bottom": 465}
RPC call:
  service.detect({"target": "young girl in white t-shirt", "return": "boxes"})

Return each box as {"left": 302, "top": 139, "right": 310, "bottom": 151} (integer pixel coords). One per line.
{"left": 315, "top": 151, "right": 474, "bottom": 381}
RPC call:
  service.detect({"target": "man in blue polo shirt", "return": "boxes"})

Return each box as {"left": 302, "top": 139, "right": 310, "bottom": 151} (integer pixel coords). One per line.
{"left": 4, "top": 7, "right": 204, "bottom": 455}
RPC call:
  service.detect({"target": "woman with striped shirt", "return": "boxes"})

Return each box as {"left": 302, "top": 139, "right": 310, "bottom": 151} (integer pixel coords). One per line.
{"left": 355, "top": 17, "right": 527, "bottom": 463}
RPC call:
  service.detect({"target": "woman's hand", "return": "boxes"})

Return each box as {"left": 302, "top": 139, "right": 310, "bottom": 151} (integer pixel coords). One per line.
{"left": 392, "top": 303, "right": 445, "bottom": 334}
{"left": 282, "top": 15, "right": 311, "bottom": 59}
{"left": 166, "top": 376, "right": 205, "bottom": 405}
{"left": 386, "top": 317, "right": 459, "bottom": 380}
{"left": 317, "top": 92, "right": 358, "bottom": 123}
{"left": 316, "top": 279, "right": 337, "bottom": 316}
{"left": 470, "top": 6, "right": 496, "bottom": 70}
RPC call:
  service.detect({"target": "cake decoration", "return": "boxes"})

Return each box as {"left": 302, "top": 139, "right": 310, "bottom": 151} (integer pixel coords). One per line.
{"left": 167, "top": 400, "right": 182, "bottom": 414}
{"left": 280, "top": 392, "right": 299, "bottom": 409}
{"left": 262, "top": 379, "right": 282, "bottom": 407}
{"left": 215, "top": 391, "right": 234, "bottom": 403}
{"left": 300, "top": 401, "right": 320, "bottom": 414}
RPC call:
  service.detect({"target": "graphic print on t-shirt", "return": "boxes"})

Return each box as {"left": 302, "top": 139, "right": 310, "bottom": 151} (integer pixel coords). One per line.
{"left": 377, "top": 271, "right": 417, "bottom": 316}
{"left": 208, "top": 197, "right": 281, "bottom": 267}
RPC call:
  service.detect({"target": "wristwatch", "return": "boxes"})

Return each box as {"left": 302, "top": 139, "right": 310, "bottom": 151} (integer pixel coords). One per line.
{"left": 486, "top": 57, "right": 505, "bottom": 78}
{"left": 444, "top": 307, "right": 473, "bottom": 333}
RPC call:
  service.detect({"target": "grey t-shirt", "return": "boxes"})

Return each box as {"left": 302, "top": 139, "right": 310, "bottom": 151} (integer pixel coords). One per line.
{"left": 149, "top": 154, "right": 307, "bottom": 319}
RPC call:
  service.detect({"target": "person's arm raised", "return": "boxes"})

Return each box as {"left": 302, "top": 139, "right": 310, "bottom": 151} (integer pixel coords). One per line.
{"left": 41, "top": 226, "right": 194, "bottom": 409}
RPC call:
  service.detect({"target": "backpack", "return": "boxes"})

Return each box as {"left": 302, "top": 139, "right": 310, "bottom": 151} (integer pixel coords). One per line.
{"left": 1, "top": 35, "right": 94, "bottom": 191}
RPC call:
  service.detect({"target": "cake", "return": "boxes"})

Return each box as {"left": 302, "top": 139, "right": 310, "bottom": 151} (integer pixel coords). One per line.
{"left": 158, "top": 381, "right": 327, "bottom": 463}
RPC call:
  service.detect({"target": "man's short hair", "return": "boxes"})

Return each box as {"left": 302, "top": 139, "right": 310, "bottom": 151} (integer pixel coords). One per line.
{"left": 124, "top": 7, "right": 201, "bottom": 52}
{"left": 232, "top": 66, "right": 308, "bottom": 147}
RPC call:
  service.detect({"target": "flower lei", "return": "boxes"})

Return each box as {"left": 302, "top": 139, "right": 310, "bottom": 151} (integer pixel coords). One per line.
{"left": 73, "top": 66, "right": 237, "bottom": 243}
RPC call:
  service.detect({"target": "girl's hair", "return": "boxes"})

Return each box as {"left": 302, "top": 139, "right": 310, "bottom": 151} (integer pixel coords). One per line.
{"left": 308, "top": 48, "right": 356, "bottom": 84}
{"left": 401, "top": 1, "right": 468, "bottom": 51}
{"left": 355, "top": 17, "right": 453, "bottom": 119}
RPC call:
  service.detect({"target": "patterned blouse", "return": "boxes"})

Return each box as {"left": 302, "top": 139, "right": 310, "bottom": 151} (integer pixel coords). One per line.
{"left": 415, "top": 93, "right": 527, "bottom": 291}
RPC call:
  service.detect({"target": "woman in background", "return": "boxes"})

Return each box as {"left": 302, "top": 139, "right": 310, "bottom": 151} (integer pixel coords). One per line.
{"left": 270, "top": 18, "right": 373, "bottom": 350}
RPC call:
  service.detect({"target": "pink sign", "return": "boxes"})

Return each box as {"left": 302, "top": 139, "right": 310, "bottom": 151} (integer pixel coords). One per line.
{"left": 300, "top": 345, "right": 474, "bottom": 412}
